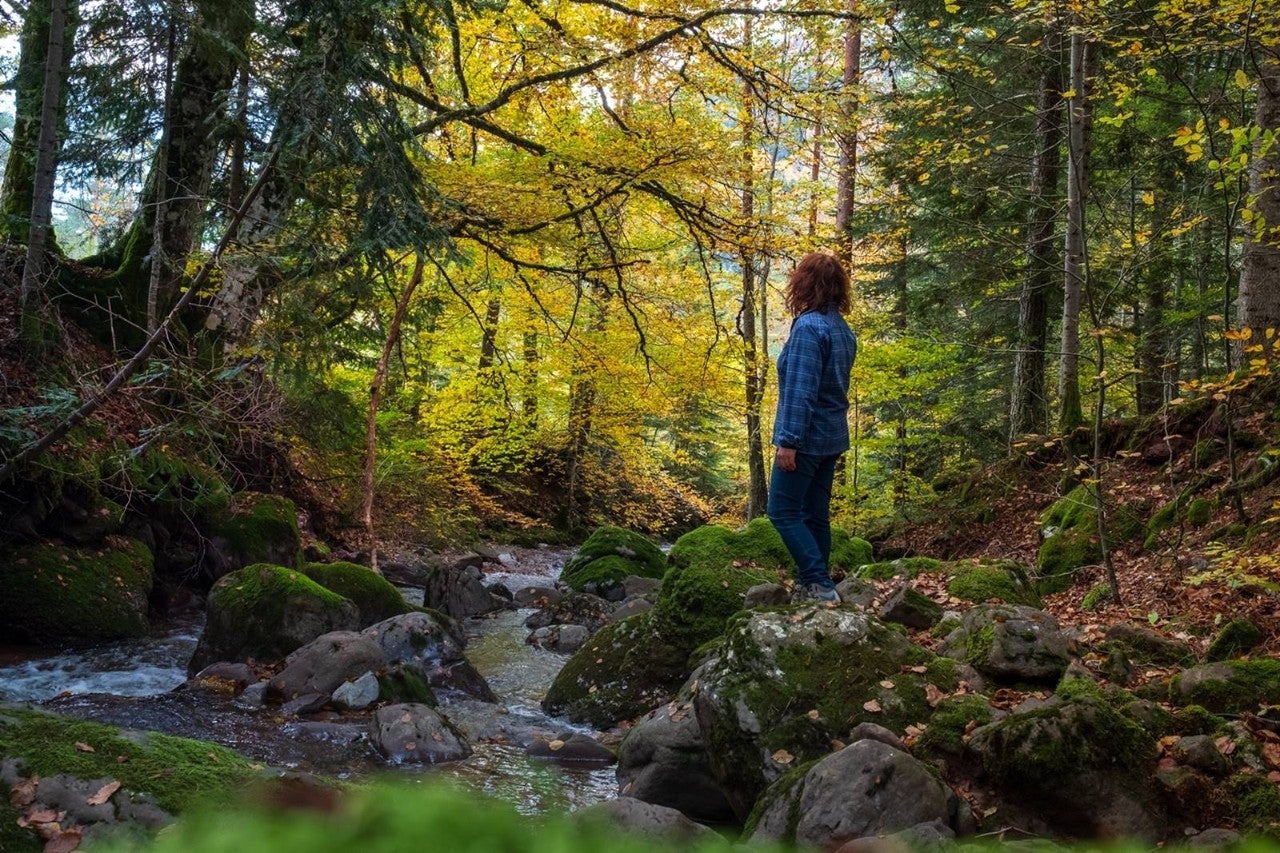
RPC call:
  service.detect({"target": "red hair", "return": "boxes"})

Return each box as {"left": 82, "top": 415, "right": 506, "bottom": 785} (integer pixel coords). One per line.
{"left": 785, "top": 252, "right": 851, "bottom": 315}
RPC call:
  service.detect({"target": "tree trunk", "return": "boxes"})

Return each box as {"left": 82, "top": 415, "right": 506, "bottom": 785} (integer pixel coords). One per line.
{"left": 479, "top": 297, "right": 502, "bottom": 371}
{"left": 1009, "top": 59, "right": 1064, "bottom": 444}
{"left": 522, "top": 328, "right": 539, "bottom": 426}
{"left": 2, "top": 0, "right": 77, "bottom": 249}
{"left": 364, "top": 255, "right": 425, "bottom": 574}
{"left": 835, "top": 1, "right": 862, "bottom": 263}
{"left": 741, "top": 18, "right": 768, "bottom": 520}
{"left": 19, "top": 0, "right": 71, "bottom": 312}
{"left": 1058, "top": 29, "right": 1096, "bottom": 431}
{"left": 1238, "top": 49, "right": 1280, "bottom": 344}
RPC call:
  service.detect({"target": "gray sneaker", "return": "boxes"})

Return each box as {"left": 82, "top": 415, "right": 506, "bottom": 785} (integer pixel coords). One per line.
{"left": 790, "top": 583, "right": 841, "bottom": 604}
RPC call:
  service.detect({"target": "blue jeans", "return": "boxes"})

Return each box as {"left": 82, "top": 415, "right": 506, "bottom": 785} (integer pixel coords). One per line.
{"left": 767, "top": 451, "right": 841, "bottom": 588}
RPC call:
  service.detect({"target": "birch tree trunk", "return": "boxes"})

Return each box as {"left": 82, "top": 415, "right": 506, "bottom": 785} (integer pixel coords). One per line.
{"left": 835, "top": 0, "right": 862, "bottom": 263}
{"left": 1237, "top": 49, "right": 1280, "bottom": 344}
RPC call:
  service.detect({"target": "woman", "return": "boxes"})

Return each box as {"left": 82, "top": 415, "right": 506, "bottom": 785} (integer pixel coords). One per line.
{"left": 767, "top": 251, "right": 858, "bottom": 604}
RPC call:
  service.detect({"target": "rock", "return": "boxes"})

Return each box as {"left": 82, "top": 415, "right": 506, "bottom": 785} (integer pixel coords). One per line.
{"left": 525, "top": 591, "right": 615, "bottom": 634}
{"left": 488, "top": 582, "right": 514, "bottom": 601}
{"left": 191, "top": 662, "right": 256, "bottom": 694}
{"left": 0, "top": 536, "right": 153, "bottom": 643}
{"left": 528, "top": 624, "right": 591, "bottom": 653}
{"left": 836, "top": 577, "right": 877, "bottom": 608}
{"left": 745, "top": 583, "right": 790, "bottom": 608}
{"left": 946, "top": 561, "right": 1041, "bottom": 608}
{"left": 234, "top": 681, "right": 268, "bottom": 709}
{"left": 423, "top": 562, "right": 505, "bottom": 618}
{"left": 370, "top": 703, "right": 470, "bottom": 764}
{"left": 607, "top": 597, "right": 654, "bottom": 624}
{"left": 1172, "top": 735, "right": 1233, "bottom": 777}
{"left": 281, "top": 693, "right": 328, "bottom": 716}
{"left": 34, "top": 774, "right": 117, "bottom": 824}
{"left": 201, "top": 492, "right": 301, "bottom": 580}
{"left": 847, "top": 722, "right": 907, "bottom": 751}
{"left": 396, "top": 586, "right": 425, "bottom": 607}
{"left": 268, "top": 631, "right": 386, "bottom": 700}
{"left": 330, "top": 671, "right": 381, "bottom": 711}
{"left": 1187, "top": 828, "right": 1242, "bottom": 848}
{"left": 616, "top": 694, "right": 735, "bottom": 824}
{"left": 693, "top": 606, "right": 961, "bottom": 820}
{"left": 364, "top": 611, "right": 496, "bottom": 702}
{"left": 834, "top": 819, "right": 956, "bottom": 853}
{"left": 582, "top": 580, "right": 629, "bottom": 602}
{"left": 559, "top": 527, "right": 668, "bottom": 595}
{"left": 940, "top": 604, "right": 1070, "bottom": 683}
{"left": 878, "top": 585, "right": 943, "bottom": 629}
{"left": 749, "top": 739, "right": 969, "bottom": 846}
{"left": 299, "top": 562, "right": 416, "bottom": 626}
{"left": 1205, "top": 618, "right": 1265, "bottom": 662}
{"left": 572, "top": 798, "right": 713, "bottom": 840}
{"left": 1173, "top": 660, "right": 1280, "bottom": 712}
{"left": 966, "top": 682, "right": 1164, "bottom": 840}
{"left": 1104, "top": 624, "right": 1195, "bottom": 666}
{"left": 514, "top": 585, "right": 563, "bottom": 607}
{"left": 623, "top": 576, "right": 663, "bottom": 598}
{"left": 526, "top": 733, "right": 616, "bottom": 764}
{"left": 188, "top": 563, "right": 360, "bottom": 673}
{"left": 450, "top": 552, "right": 484, "bottom": 571}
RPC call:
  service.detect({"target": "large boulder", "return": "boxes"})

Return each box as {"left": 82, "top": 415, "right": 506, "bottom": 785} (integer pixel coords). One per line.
{"left": 201, "top": 493, "right": 301, "bottom": 580}
{"left": 966, "top": 678, "right": 1164, "bottom": 839}
{"left": 299, "top": 562, "right": 416, "bottom": 626}
{"left": 559, "top": 526, "right": 668, "bottom": 597}
{"left": 1170, "top": 659, "right": 1280, "bottom": 713}
{"left": 267, "top": 631, "right": 387, "bottom": 702}
{"left": 571, "top": 798, "right": 715, "bottom": 842}
{"left": 748, "top": 738, "right": 970, "bottom": 846}
{"left": 692, "top": 605, "right": 962, "bottom": 820}
{"left": 188, "top": 563, "right": 360, "bottom": 673}
{"left": 369, "top": 703, "right": 470, "bottom": 764}
{"left": 616, "top": 692, "right": 735, "bottom": 824}
{"left": 363, "top": 610, "right": 495, "bottom": 702}
{"left": 422, "top": 562, "right": 505, "bottom": 619}
{"left": 0, "top": 535, "right": 153, "bottom": 642}
{"left": 940, "top": 603, "right": 1071, "bottom": 683}
{"left": 1036, "top": 485, "right": 1142, "bottom": 594}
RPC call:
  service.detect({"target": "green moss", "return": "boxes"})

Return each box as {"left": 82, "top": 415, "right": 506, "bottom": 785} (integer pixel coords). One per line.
{"left": 104, "top": 448, "right": 231, "bottom": 519}
{"left": 1207, "top": 619, "right": 1265, "bottom": 662}
{"left": 1231, "top": 772, "right": 1280, "bottom": 838}
{"left": 1081, "top": 582, "right": 1111, "bottom": 610}
{"left": 204, "top": 493, "right": 301, "bottom": 571}
{"left": 857, "top": 557, "right": 943, "bottom": 580}
{"left": 1193, "top": 439, "right": 1221, "bottom": 468}
{"left": 947, "top": 564, "right": 1041, "bottom": 607}
{"left": 377, "top": 666, "right": 437, "bottom": 706}
{"left": 1169, "top": 705, "right": 1225, "bottom": 737}
{"left": 560, "top": 526, "right": 667, "bottom": 592}
{"left": 669, "top": 519, "right": 794, "bottom": 575}
{"left": 0, "top": 707, "right": 259, "bottom": 814}
{"left": 829, "top": 530, "right": 873, "bottom": 572}
{"left": 961, "top": 623, "right": 997, "bottom": 670}
{"left": 1173, "top": 659, "right": 1280, "bottom": 712}
{"left": 300, "top": 561, "right": 413, "bottom": 626}
{"left": 915, "top": 693, "right": 993, "bottom": 758}
{"left": 932, "top": 617, "right": 961, "bottom": 639}
{"left": 1035, "top": 527, "right": 1095, "bottom": 594}
{"left": 1041, "top": 484, "right": 1096, "bottom": 530}
{"left": 0, "top": 535, "right": 153, "bottom": 642}
{"left": 1187, "top": 498, "right": 1212, "bottom": 526}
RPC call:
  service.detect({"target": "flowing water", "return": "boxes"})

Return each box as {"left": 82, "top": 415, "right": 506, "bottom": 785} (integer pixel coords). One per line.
{"left": 0, "top": 567, "right": 617, "bottom": 815}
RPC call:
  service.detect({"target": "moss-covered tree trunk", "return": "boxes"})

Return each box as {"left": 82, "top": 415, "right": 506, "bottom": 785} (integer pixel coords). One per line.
{"left": 1, "top": 0, "right": 78, "bottom": 250}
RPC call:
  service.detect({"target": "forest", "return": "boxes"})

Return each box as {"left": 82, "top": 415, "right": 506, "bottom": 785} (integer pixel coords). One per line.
{"left": 0, "top": 0, "right": 1273, "bottom": 547}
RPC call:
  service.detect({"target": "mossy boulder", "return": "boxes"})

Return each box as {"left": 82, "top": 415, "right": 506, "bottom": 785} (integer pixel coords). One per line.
{"left": 0, "top": 535, "right": 153, "bottom": 642}
{"left": 1206, "top": 618, "right": 1265, "bottom": 662}
{"left": 201, "top": 492, "right": 301, "bottom": 580}
{"left": 188, "top": 563, "right": 360, "bottom": 673}
{"left": 946, "top": 561, "right": 1041, "bottom": 607}
{"left": 966, "top": 681, "right": 1163, "bottom": 839}
{"left": 939, "top": 604, "right": 1071, "bottom": 684}
{"left": 668, "top": 518, "right": 793, "bottom": 574}
{"left": 1038, "top": 485, "right": 1143, "bottom": 592}
{"left": 104, "top": 448, "right": 231, "bottom": 521}
{"left": 1035, "top": 527, "right": 1095, "bottom": 594}
{"left": 1170, "top": 659, "right": 1280, "bottom": 713}
{"left": 915, "top": 693, "right": 994, "bottom": 759}
{"left": 300, "top": 561, "right": 415, "bottom": 626}
{"left": 830, "top": 530, "right": 874, "bottom": 572}
{"left": 857, "top": 556, "right": 943, "bottom": 580}
{"left": 692, "top": 606, "right": 960, "bottom": 820}
{"left": 559, "top": 526, "right": 667, "bottom": 594}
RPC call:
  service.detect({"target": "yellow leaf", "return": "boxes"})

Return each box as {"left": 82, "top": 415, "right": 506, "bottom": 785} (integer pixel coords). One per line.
{"left": 1235, "top": 68, "right": 1250, "bottom": 90}
{"left": 772, "top": 749, "right": 794, "bottom": 764}
{"left": 548, "top": 739, "right": 565, "bottom": 751}
{"left": 944, "top": 1, "right": 960, "bottom": 12}
{"left": 928, "top": 19, "right": 940, "bottom": 28}
{"left": 1061, "top": 88, "right": 1077, "bottom": 100}
{"left": 1141, "top": 191, "right": 1155, "bottom": 206}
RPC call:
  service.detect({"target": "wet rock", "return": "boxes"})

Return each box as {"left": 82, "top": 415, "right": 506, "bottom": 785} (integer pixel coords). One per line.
{"left": 188, "top": 563, "right": 360, "bottom": 674}
{"left": 623, "top": 576, "right": 662, "bottom": 598}
{"left": 369, "top": 703, "right": 470, "bottom": 765}
{"left": 1188, "top": 828, "right": 1242, "bottom": 848}
{"left": 1172, "top": 735, "right": 1232, "bottom": 777}
{"left": 616, "top": 694, "right": 735, "bottom": 824}
{"left": 201, "top": 493, "right": 301, "bottom": 581}
{"left": 572, "top": 798, "right": 714, "bottom": 840}
{"left": 34, "top": 774, "right": 117, "bottom": 823}
{"left": 744, "top": 583, "right": 789, "bottom": 608}
{"left": 423, "top": 562, "right": 505, "bottom": 618}
{"left": 525, "top": 591, "right": 614, "bottom": 634}
{"left": 396, "top": 586, "right": 425, "bottom": 607}
{"left": 834, "top": 819, "right": 956, "bottom": 853}
{"left": 526, "top": 732, "right": 615, "bottom": 764}
{"left": 488, "top": 582, "right": 514, "bottom": 602}
{"left": 191, "top": 662, "right": 256, "bottom": 694}
{"left": 268, "top": 631, "right": 386, "bottom": 701}
{"left": 607, "top": 597, "right": 654, "bottom": 624}
{"left": 940, "top": 604, "right": 1070, "bottom": 683}
{"left": 234, "top": 682, "right": 268, "bottom": 710}
{"left": 363, "top": 611, "right": 495, "bottom": 702}
{"left": 528, "top": 624, "right": 590, "bottom": 654}
{"left": 513, "top": 585, "right": 563, "bottom": 608}
{"left": 878, "top": 585, "right": 943, "bottom": 629}
{"left": 331, "top": 672, "right": 380, "bottom": 711}
{"left": 836, "top": 577, "right": 877, "bottom": 609}
{"left": 281, "top": 693, "right": 327, "bottom": 716}
{"left": 749, "top": 739, "right": 969, "bottom": 846}
{"left": 848, "top": 722, "right": 907, "bottom": 751}
{"left": 1173, "top": 660, "right": 1280, "bottom": 712}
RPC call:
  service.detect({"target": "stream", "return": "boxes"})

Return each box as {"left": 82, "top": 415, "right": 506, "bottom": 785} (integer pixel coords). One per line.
{"left": 0, "top": 564, "right": 618, "bottom": 816}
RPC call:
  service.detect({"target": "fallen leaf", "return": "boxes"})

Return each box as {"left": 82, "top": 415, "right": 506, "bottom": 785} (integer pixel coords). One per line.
{"left": 1159, "top": 735, "right": 1180, "bottom": 749}
{"left": 10, "top": 777, "right": 37, "bottom": 808}
{"left": 1263, "top": 743, "right": 1280, "bottom": 769}
{"left": 863, "top": 700, "right": 882, "bottom": 713}
{"left": 1268, "top": 771, "right": 1280, "bottom": 784}
{"left": 904, "top": 665, "right": 928, "bottom": 674}
{"left": 807, "top": 709, "right": 820, "bottom": 721}
{"left": 115, "top": 756, "right": 129, "bottom": 764}
{"left": 86, "top": 781, "right": 120, "bottom": 807}
{"left": 771, "top": 749, "right": 794, "bottom": 764}
{"left": 830, "top": 739, "right": 846, "bottom": 751}
{"left": 588, "top": 685, "right": 598, "bottom": 694}
{"left": 924, "top": 684, "right": 948, "bottom": 707}
{"left": 44, "top": 827, "right": 83, "bottom": 853}
{"left": 73, "top": 743, "right": 94, "bottom": 753}
{"left": 25, "top": 809, "right": 60, "bottom": 824}
{"left": 404, "top": 741, "right": 417, "bottom": 751}
{"left": 963, "top": 720, "right": 978, "bottom": 736}
{"left": 548, "top": 740, "right": 565, "bottom": 751}
{"left": 400, "top": 713, "right": 412, "bottom": 724}
{"left": 904, "top": 724, "right": 926, "bottom": 738}
{"left": 1215, "top": 735, "right": 1237, "bottom": 755}
{"left": 880, "top": 680, "right": 895, "bottom": 689}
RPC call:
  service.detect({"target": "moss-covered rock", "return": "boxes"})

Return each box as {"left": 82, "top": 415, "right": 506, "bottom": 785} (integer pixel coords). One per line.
{"left": 559, "top": 526, "right": 667, "bottom": 593}
{"left": 692, "top": 606, "right": 960, "bottom": 820}
{"left": 1081, "top": 582, "right": 1111, "bottom": 610}
{"left": 1035, "top": 527, "right": 1095, "bottom": 594}
{"left": 830, "top": 530, "right": 874, "bottom": 572}
{"left": 1171, "top": 659, "right": 1280, "bottom": 713}
{"left": 103, "top": 447, "right": 231, "bottom": 520}
{"left": 300, "top": 561, "right": 414, "bottom": 626}
{"left": 668, "top": 518, "right": 793, "bottom": 574}
{"left": 857, "top": 557, "right": 943, "bottom": 581}
{"left": 914, "top": 693, "right": 994, "bottom": 759}
{"left": 1205, "top": 618, "right": 1264, "bottom": 662}
{"left": 0, "top": 535, "right": 153, "bottom": 642}
{"left": 202, "top": 492, "right": 301, "bottom": 580}
{"left": 188, "top": 563, "right": 360, "bottom": 673}
{"left": 1230, "top": 771, "right": 1280, "bottom": 837}
{"left": 1187, "top": 498, "right": 1212, "bottom": 526}
{"left": 939, "top": 604, "right": 1070, "bottom": 683}
{"left": 946, "top": 561, "right": 1041, "bottom": 607}
{"left": 1038, "top": 485, "right": 1143, "bottom": 592}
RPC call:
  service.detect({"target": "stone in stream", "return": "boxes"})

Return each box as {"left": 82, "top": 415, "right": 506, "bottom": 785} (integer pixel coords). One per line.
{"left": 527, "top": 624, "right": 590, "bottom": 654}
{"left": 363, "top": 611, "right": 496, "bottom": 702}
{"left": 607, "top": 597, "right": 653, "bottom": 624}
{"left": 525, "top": 591, "right": 614, "bottom": 634}
{"left": 422, "top": 561, "right": 507, "bottom": 618}
{"left": 267, "top": 631, "right": 386, "bottom": 701}
{"left": 370, "top": 703, "right": 470, "bottom": 764}
{"left": 526, "top": 732, "right": 615, "bottom": 764}
{"left": 513, "top": 585, "right": 563, "bottom": 608}
{"left": 571, "top": 798, "right": 714, "bottom": 841}
{"left": 281, "top": 693, "right": 328, "bottom": 716}
{"left": 331, "top": 671, "right": 381, "bottom": 711}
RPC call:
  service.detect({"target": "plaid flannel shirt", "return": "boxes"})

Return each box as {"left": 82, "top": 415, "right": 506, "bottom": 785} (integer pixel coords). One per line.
{"left": 771, "top": 308, "right": 857, "bottom": 455}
